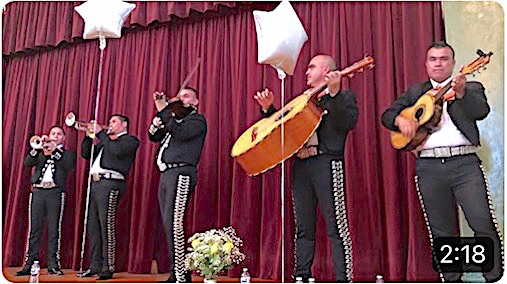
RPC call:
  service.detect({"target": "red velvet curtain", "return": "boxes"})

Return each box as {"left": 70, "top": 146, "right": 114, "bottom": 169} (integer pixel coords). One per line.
{"left": 3, "top": 1, "right": 444, "bottom": 281}
{"left": 2, "top": 1, "right": 241, "bottom": 55}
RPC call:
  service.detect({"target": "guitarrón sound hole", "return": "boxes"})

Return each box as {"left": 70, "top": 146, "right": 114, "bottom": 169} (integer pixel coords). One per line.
{"left": 415, "top": 107, "right": 424, "bottom": 122}
{"left": 275, "top": 108, "right": 292, "bottom": 121}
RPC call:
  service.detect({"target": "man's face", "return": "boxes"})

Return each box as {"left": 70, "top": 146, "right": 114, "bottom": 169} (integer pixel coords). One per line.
{"left": 49, "top": 127, "right": 65, "bottom": 145}
{"left": 425, "top": 47, "right": 455, "bottom": 83}
{"left": 177, "top": 89, "right": 198, "bottom": 107}
{"left": 305, "top": 56, "right": 330, "bottom": 87}
{"left": 108, "top": 116, "right": 127, "bottom": 135}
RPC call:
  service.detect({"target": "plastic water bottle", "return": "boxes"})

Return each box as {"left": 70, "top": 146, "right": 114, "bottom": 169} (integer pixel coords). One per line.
{"left": 295, "top": 277, "right": 303, "bottom": 283}
{"left": 376, "top": 275, "right": 384, "bottom": 283}
{"left": 240, "top": 268, "right": 251, "bottom": 283}
{"left": 308, "top": 277, "right": 316, "bottom": 283}
{"left": 29, "top": 261, "right": 40, "bottom": 283}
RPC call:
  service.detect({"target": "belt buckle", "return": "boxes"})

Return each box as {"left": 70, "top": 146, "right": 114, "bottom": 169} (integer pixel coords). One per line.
{"left": 434, "top": 147, "right": 450, "bottom": 158}
{"left": 92, "top": 173, "right": 100, "bottom": 182}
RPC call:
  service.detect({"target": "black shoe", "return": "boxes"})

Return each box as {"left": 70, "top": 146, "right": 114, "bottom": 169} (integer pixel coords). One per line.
{"left": 15, "top": 269, "right": 31, "bottom": 276}
{"left": 96, "top": 270, "right": 113, "bottom": 280}
{"left": 158, "top": 271, "right": 191, "bottom": 283}
{"left": 292, "top": 274, "right": 311, "bottom": 283}
{"left": 158, "top": 272, "right": 176, "bottom": 283}
{"left": 446, "top": 279, "right": 463, "bottom": 283}
{"left": 77, "top": 269, "right": 97, "bottom": 278}
{"left": 48, "top": 268, "right": 64, "bottom": 275}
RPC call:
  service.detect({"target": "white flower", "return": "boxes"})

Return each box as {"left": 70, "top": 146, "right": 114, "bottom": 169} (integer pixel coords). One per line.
{"left": 185, "top": 226, "right": 245, "bottom": 280}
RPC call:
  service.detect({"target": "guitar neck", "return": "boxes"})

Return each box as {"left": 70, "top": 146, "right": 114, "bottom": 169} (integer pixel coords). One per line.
{"left": 434, "top": 81, "right": 453, "bottom": 101}
{"left": 304, "top": 56, "right": 374, "bottom": 100}
{"left": 306, "top": 84, "right": 329, "bottom": 100}
{"left": 306, "top": 69, "right": 355, "bottom": 100}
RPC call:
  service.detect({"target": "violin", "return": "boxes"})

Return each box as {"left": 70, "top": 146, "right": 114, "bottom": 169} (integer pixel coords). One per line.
{"left": 166, "top": 97, "right": 196, "bottom": 119}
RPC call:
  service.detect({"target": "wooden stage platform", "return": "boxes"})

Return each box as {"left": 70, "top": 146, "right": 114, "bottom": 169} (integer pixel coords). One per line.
{"left": 3, "top": 267, "right": 277, "bottom": 283}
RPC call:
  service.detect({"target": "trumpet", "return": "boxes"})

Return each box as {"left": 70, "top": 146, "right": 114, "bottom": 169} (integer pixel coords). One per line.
{"left": 29, "top": 135, "right": 55, "bottom": 150}
{"left": 65, "top": 112, "right": 109, "bottom": 138}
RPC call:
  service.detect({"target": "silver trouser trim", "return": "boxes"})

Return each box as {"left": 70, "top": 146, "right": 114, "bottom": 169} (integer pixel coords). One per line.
{"left": 23, "top": 193, "right": 34, "bottom": 266}
{"left": 414, "top": 176, "right": 445, "bottom": 282}
{"left": 56, "top": 192, "right": 65, "bottom": 268}
{"left": 106, "top": 190, "right": 119, "bottom": 272}
{"left": 478, "top": 165, "right": 504, "bottom": 274}
{"left": 291, "top": 194, "right": 298, "bottom": 277}
{"left": 331, "top": 160, "right": 353, "bottom": 282}
{"left": 174, "top": 175, "right": 190, "bottom": 283}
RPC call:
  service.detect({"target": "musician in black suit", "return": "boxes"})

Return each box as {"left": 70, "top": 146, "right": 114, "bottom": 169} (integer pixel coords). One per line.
{"left": 77, "top": 114, "right": 139, "bottom": 280}
{"left": 16, "top": 126, "right": 76, "bottom": 276}
{"left": 149, "top": 87, "right": 207, "bottom": 283}
{"left": 381, "top": 42, "right": 503, "bottom": 282}
{"left": 255, "top": 55, "right": 358, "bottom": 282}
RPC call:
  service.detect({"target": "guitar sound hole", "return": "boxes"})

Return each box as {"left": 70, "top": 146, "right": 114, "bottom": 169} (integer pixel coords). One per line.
{"left": 275, "top": 108, "right": 292, "bottom": 121}
{"left": 415, "top": 107, "right": 424, "bottom": 122}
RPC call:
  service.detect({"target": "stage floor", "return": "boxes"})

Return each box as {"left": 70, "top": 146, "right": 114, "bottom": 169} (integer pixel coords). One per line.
{"left": 3, "top": 267, "right": 277, "bottom": 283}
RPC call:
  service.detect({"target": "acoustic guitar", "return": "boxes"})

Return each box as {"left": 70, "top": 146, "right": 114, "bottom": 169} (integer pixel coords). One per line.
{"left": 232, "top": 56, "right": 375, "bottom": 176}
{"left": 390, "top": 49, "right": 493, "bottom": 150}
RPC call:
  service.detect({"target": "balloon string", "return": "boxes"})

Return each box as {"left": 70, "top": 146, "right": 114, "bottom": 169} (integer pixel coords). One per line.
{"left": 278, "top": 68, "right": 286, "bottom": 283}
{"left": 79, "top": 36, "right": 106, "bottom": 272}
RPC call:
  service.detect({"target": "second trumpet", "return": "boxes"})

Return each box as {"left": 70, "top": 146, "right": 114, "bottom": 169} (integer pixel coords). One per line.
{"left": 29, "top": 135, "right": 54, "bottom": 150}
{"left": 65, "top": 112, "right": 109, "bottom": 138}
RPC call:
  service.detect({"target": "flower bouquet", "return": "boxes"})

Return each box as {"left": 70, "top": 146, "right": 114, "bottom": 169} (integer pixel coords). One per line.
{"left": 185, "top": 226, "right": 245, "bottom": 281}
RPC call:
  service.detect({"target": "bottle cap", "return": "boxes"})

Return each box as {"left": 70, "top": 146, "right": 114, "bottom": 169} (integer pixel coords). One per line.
{"left": 296, "top": 277, "right": 303, "bottom": 280}
{"left": 309, "top": 278, "right": 316, "bottom": 281}
{"left": 34, "top": 261, "right": 39, "bottom": 263}
{"left": 243, "top": 268, "right": 248, "bottom": 271}
{"left": 376, "top": 275, "right": 382, "bottom": 278}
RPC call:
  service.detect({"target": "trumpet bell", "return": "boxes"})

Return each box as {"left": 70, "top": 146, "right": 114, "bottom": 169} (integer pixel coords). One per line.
{"left": 65, "top": 112, "right": 76, "bottom": 127}
{"left": 29, "top": 135, "right": 48, "bottom": 149}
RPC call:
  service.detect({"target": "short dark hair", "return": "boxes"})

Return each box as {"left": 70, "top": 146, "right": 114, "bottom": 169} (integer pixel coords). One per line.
{"left": 49, "top": 125, "right": 65, "bottom": 135}
{"left": 111, "top": 114, "right": 129, "bottom": 130}
{"left": 427, "top": 41, "right": 455, "bottom": 59}
{"left": 182, "top": 86, "right": 199, "bottom": 99}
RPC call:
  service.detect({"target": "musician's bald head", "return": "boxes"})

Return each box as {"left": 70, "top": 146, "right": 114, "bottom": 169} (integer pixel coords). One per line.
{"left": 306, "top": 54, "right": 337, "bottom": 87}
{"left": 313, "top": 55, "right": 337, "bottom": 70}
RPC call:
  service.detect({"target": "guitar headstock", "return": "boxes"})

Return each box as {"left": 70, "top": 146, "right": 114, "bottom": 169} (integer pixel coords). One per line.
{"left": 342, "top": 55, "right": 375, "bottom": 78}
{"left": 462, "top": 49, "right": 493, "bottom": 76}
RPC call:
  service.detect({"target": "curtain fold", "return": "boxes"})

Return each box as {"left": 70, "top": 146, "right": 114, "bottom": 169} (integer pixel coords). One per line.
{"left": 2, "top": 1, "right": 241, "bottom": 56}
{"left": 3, "top": 1, "right": 444, "bottom": 281}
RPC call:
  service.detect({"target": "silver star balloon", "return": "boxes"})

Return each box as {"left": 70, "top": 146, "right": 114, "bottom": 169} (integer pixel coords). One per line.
{"left": 75, "top": 0, "right": 136, "bottom": 40}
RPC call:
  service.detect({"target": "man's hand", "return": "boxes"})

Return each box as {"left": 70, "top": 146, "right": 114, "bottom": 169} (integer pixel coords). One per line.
{"left": 451, "top": 65, "right": 466, "bottom": 99}
{"left": 324, "top": 70, "right": 343, "bottom": 96}
{"left": 43, "top": 141, "right": 56, "bottom": 156}
{"left": 254, "top": 88, "right": 274, "bottom": 112}
{"left": 152, "top": 116, "right": 163, "bottom": 128}
{"left": 92, "top": 121, "right": 102, "bottom": 134}
{"left": 395, "top": 116, "right": 419, "bottom": 139}
{"left": 153, "top": 91, "right": 167, "bottom": 111}
{"left": 85, "top": 120, "right": 101, "bottom": 137}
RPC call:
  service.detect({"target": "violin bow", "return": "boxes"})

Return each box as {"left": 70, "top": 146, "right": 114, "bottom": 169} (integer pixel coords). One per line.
{"left": 179, "top": 57, "right": 201, "bottom": 93}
